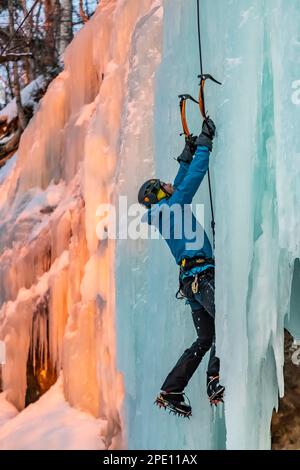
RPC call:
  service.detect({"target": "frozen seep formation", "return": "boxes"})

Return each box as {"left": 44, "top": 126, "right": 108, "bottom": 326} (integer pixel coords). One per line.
{"left": 210, "top": 0, "right": 300, "bottom": 449}
{"left": 0, "top": 0, "right": 163, "bottom": 449}
{"left": 118, "top": 0, "right": 300, "bottom": 450}
{"left": 0, "top": 0, "right": 299, "bottom": 450}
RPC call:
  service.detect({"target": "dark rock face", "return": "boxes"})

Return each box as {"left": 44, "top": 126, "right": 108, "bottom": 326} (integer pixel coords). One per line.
{"left": 272, "top": 331, "right": 300, "bottom": 449}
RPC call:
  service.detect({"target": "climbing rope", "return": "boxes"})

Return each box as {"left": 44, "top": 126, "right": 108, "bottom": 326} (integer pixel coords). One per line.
{"left": 196, "top": 0, "right": 216, "bottom": 246}
{"left": 196, "top": 0, "right": 204, "bottom": 82}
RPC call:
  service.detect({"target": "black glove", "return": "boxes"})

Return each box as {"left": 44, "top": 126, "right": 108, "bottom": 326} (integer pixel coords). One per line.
{"left": 177, "top": 135, "right": 197, "bottom": 164}
{"left": 196, "top": 118, "right": 216, "bottom": 151}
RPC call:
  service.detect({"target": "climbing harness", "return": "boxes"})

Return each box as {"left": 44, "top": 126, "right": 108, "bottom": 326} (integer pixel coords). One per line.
{"left": 178, "top": 0, "right": 221, "bottom": 246}
{"left": 180, "top": 256, "right": 214, "bottom": 272}
{"left": 175, "top": 261, "right": 215, "bottom": 300}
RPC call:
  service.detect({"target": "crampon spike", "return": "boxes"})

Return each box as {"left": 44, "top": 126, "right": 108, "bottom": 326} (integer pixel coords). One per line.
{"left": 210, "top": 397, "right": 224, "bottom": 407}
{"left": 155, "top": 394, "right": 192, "bottom": 418}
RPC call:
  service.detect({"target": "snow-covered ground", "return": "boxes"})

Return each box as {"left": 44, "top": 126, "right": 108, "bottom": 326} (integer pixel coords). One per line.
{"left": 0, "top": 378, "right": 106, "bottom": 450}
{"left": 0, "top": 393, "right": 18, "bottom": 428}
{"left": 0, "top": 76, "right": 46, "bottom": 124}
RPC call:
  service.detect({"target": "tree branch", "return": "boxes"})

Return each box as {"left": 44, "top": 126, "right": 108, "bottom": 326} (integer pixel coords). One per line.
{"left": 0, "top": 52, "right": 32, "bottom": 64}
{"left": 79, "top": 0, "right": 89, "bottom": 23}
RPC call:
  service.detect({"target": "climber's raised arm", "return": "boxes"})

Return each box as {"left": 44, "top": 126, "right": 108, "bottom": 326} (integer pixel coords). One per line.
{"left": 173, "top": 135, "right": 197, "bottom": 188}
{"left": 170, "top": 119, "right": 216, "bottom": 205}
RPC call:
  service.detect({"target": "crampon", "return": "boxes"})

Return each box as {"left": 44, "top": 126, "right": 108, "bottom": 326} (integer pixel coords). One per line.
{"left": 154, "top": 391, "right": 192, "bottom": 418}
{"left": 207, "top": 375, "right": 225, "bottom": 406}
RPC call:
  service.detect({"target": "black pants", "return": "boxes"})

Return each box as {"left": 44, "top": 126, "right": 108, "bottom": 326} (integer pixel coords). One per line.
{"left": 161, "top": 276, "right": 219, "bottom": 393}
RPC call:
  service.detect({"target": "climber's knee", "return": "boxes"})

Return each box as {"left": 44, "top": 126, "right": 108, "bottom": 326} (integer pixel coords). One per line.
{"left": 196, "top": 336, "right": 213, "bottom": 354}
{"left": 188, "top": 337, "right": 212, "bottom": 357}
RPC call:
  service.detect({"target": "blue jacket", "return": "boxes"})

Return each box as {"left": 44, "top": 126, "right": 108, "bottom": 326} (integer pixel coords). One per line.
{"left": 144, "top": 145, "right": 213, "bottom": 269}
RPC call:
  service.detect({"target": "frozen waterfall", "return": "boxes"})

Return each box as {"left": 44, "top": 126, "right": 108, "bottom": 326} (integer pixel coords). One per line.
{"left": 0, "top": 0, "right": 299, "bottom": 450}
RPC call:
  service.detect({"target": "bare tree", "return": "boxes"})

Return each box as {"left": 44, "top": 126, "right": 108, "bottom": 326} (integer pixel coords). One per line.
{"left": 20, "top": 0, "right": 35, "bottom": 83}
{"left": 0, "top": 52, "right": 32, "bottom": 64}
{"left": 43, "top": 0, "right": 57, "bottom": 68}
{"left": 59, "top": 0, "right": 73, "bottom": 61}
{"left": 8, "top": 0, "right": 27, "bottom": 130}
{"left": 0, "top": 1, "right": 98, "bottom": 167}
{"left": 79, "top": 0, "right": 89, "bottom": 24}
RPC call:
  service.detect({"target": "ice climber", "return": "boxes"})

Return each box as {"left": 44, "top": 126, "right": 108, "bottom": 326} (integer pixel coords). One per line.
{"left": 138, "top": 118, "right": 224, "bottom": 417}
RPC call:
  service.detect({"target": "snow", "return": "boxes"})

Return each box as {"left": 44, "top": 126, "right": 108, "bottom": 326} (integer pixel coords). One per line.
{"left": 0, "top": 378, "right": 106, "bottom": 450}
{"left": 0, "top": 393, "right": 18, "bottom": 428}
{"left": 0, "top": 154, "right": 17, "bottom": 186}
{"left": 0, "top": 76, "right": 45, "bottom": 124}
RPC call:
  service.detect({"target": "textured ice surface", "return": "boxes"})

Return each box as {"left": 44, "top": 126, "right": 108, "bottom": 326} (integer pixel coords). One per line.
{"left": 210, "top": 0, "right": 300, "bottom": 449}
{"left": 117, "top": 0, "right": 223, "bottom": 450}
{"left": 0, "top": 0, "right": 162, "bottom": 449}
{"left": 117, "top": 0, "right": 300, "bottom": 450}
{"left": 0, "top": 0, "right": 299, "bottom": 451}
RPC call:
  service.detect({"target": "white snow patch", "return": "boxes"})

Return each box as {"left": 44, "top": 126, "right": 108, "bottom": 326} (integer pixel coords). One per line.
{"left": 15, "top": 181, "right": 66, "bottom": 223}
{"left": 0, "top": 76, "right": 45, "bottom": 124}
{"left": 0, "top": 378, "right": 106, "bottom": 450}
{"left": 0, "top": 154, "right": 17, "bottom": 185}
{"left": 0, "top": 393, "right": 18, "bottom": 428}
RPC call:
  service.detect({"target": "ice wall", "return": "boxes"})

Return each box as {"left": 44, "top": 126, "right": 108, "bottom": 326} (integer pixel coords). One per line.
{"left": 117, "top": 0, "right": 224, "bottom": 450}
{"left": 0, "top": 0, "right": 165, "bottom": 449}
{"left": 210, "top": 0, "right": 300, "bottom": 449}
{"left": 117, "top": 0, "right": 300, "bottom": 451}
{"left": 0, "top": 0, "right": 299, "bottom": 451}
